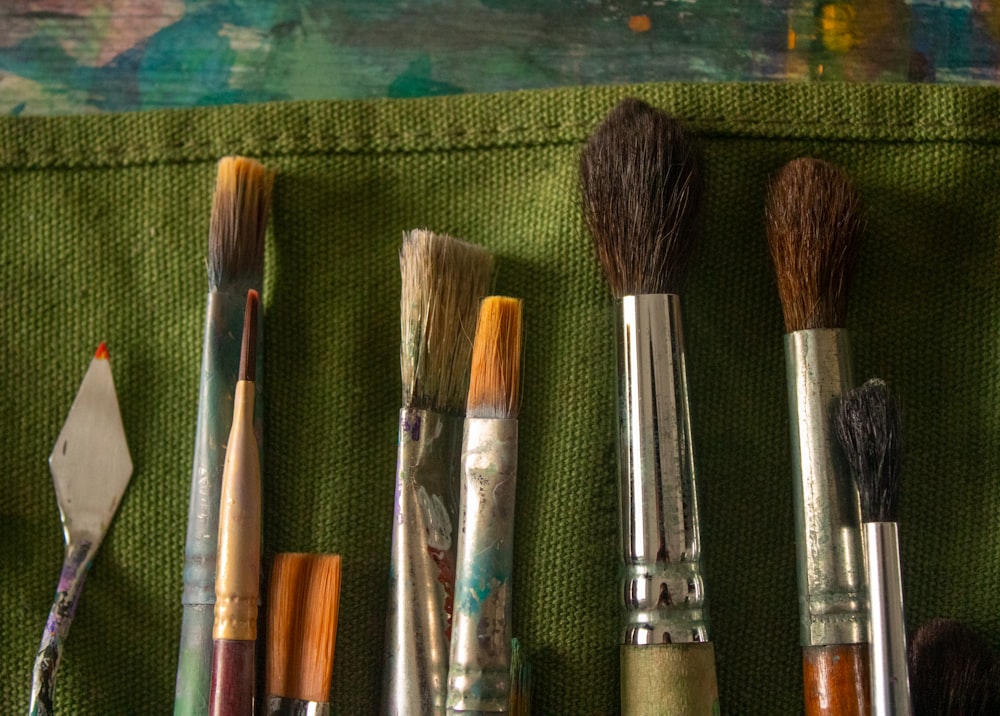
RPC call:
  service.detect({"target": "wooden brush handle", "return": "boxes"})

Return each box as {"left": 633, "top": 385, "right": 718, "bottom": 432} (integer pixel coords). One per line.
{"left": 802, "top": 644, "right": 870, "bottom": 716}
{"left": 621, "top": 642, "right": 719, "bottom": 715}
{"left": 209, "top": 638, "right": 256, "bottom": 716}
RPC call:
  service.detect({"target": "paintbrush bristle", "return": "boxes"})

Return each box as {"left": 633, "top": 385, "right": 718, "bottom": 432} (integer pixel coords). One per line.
{"left": 466, "top": 296, "right": 523, "bottom": 420}
{"left": 835, "top": 378, "right": 901, "bottom": 523}
{"left": 909, "top": 618, "right": 1000, "bottom": 716}
{"left": 400, "top": 229, "right": 494, "bottom": 413}
{"left": 239, "top": 289, "right": 258, "bottom": 382}
{"left": 265, "top": 553, "right": 342, "bottom": 703}
{"left": 579, "top": 97, "right": 701, "bottom": 297}
{"left": 509, "top": 637, "right": 533, "bottom": 716}
{"left": 208, "top": 156, "right": 274, "bottom": 290}
{"left": 765, "top": 157, "right": 864, "bottom": 332}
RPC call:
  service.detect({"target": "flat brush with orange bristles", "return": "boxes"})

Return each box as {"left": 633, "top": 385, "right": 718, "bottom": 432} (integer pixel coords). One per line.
{"left": 266, "top": 552, "right": 342, "bottom": 715}
{"left": 446, "top": 296, "right": 523, "bottom": 714}
{"left": 765, "top": 157, "right": 870, "bottom": 716}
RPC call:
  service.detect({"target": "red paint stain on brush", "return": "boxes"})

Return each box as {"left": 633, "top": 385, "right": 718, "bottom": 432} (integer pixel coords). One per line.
{"left": 94, "top": 342, "right": 109, "bottom": 360}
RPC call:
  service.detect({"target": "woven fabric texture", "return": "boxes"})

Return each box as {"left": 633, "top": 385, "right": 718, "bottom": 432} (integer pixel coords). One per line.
{"left": 1, "top": 83, "right": 998, "bottom": 714}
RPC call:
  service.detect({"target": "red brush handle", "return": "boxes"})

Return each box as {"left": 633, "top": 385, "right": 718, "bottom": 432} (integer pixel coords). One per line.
{"left": 802, "top": 644, "right": 870, "bottom": 716}
{"left": 208, "top": 638, "right": 256, "bottom": 716}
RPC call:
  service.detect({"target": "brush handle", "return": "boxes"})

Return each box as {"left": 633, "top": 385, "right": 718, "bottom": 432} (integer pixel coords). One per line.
{"left": 176, "top": 289, "right": 263, "bottom": 716}
{"left": 209, "top": 639, "right": 256, "bottom": 716}
{"left": 382, "top": 409, "right": 462, "bottom": 716}
{"left": 266, "top": 696, "right": 330, "bottom": 715}
{"left": 615, "top": 296, "right": 709, "bottom": 645}
{"left": 28, "top": 537, "right": 96, "bottom": 716}
{"left": 447, "top": 417, "right": 518, "bottom": 714}
{"left": 864, "top": 522, "right": 911, "bottom": 716}
{"left": 621, "top": 642, "right": 719, "bottom": 716}
{"left": 802, "top": 644, "right": 871, "bottom": 716}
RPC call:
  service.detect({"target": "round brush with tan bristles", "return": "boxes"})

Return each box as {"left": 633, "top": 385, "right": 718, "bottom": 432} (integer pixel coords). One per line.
{"left": 265, "top": 552, "right": 343, "bottom": 715}
{"left": 382, "top": 229, "right": 493, "bottom": 715}
{"left": 765, "top": 157, "right": 870, "bottom": 716}
{"left": 580, "top": 97, "right": 719, "bottom": 715}
{"left": 446, "top": 296, "right": 523, "bottom": 714}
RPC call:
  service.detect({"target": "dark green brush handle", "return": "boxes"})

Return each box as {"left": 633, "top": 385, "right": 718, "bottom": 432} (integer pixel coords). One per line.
{"left": 208, "top": 638, "right": 255, "bottom": 716}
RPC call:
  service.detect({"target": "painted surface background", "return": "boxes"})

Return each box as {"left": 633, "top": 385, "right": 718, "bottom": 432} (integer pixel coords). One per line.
{"left": 1, "top": 1, "right": 999, "bottom": 116}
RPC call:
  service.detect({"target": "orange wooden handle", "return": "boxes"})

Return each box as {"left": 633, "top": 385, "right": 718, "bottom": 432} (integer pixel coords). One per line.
{"left": 802, "top": 644, "right": 870, "bottom": 716}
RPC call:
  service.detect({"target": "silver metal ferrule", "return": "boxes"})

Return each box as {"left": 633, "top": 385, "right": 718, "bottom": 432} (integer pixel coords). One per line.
{"left": 447, "top": 417, "right": 518, "bottom": 714}
{"left": 785, "top": 329, "right": 867, "bottom": 647}
{"left": 864, "top": 522, "right": 911, "bottom": 716}
{"left": 616, "top": 294, "right": 708, "bottom": 646}
{"left": 266, "top": 696, "right": 330, "bottom": 716}
{"left": 382, "top": 408, "right": 463, "bottom": 716}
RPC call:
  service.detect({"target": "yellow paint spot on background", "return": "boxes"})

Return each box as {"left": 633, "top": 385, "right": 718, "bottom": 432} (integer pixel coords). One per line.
{"left": 628, "top": 15, "right": 652, "bottom": 33}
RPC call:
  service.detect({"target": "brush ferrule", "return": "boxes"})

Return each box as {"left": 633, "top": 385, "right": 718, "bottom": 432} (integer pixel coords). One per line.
{"left": 447, "top": 417, "right": 518, "bottom": 713}
{"left": 785, "top": 329, "right": 867, "bottom": 647}
{"left": 615, "top": 295, "right": 708, "bottom": 646}
{"left": 863, "top": 522, "right": 911, "bottom": 716}
{"left": 266, "top": 696, "right": 330, "bottom": 716}
{"left": 382, "top": 408, "right": 463, "bottom": 716}
{"left": 213, "top": 380, "right": 260, "bottom": 642}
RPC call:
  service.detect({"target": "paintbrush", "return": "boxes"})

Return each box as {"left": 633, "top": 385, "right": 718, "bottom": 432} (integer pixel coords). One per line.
{"left": 29, "top": 343, "right": 133, "bottom": 716}
{"left": 508, "top": 638, "right": 532, "bottom": 716}
{"left": 835, "top": 378, "right": 910, "bottom": 715}
{"left": 175, "top": 156, "right": 272, "bottom": 716}
{"left": 579, "top": 97, "right": 719, "bottom": 714}
{"left": 765, "top": 156, "right": 869, "bottom": 715}
{"left": 382, "top": 229, "right": 493, "bottom": 715}
{"left": 909, "top": 618, "right": 1000, "bottom": 715}
{"left": 209, "top": 289, "right": 262, "bottom": 716}
{"left": 265, "top": 552, "right": 342, "bottom": 715}
{"left": 446, "top": 295, "right": 523, "bottom": 714}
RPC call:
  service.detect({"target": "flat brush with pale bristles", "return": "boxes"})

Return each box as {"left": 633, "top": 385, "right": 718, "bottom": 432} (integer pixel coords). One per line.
{"left": 382, "top": 229, "right": 493, "bottom": 715}
{"left": 266, "top": 552, "right": 342, "bottom": 715}
{"left": 209, "top": 289, "right": 261, "bottom": 716}
{"left": 175, "top": 156, "right": 273, "bottom": 716}
{"left": 909, "top": 618, "right": 1000, "bottom": 716}
{"left": 446, "top": 296, "right": 523, "bottom": 714}
{"left": 765, "top": 157, "right": 869, "bottom": 716}
{"left": 836, "top": 379, "right": 910, "bottom": 716}
{"left": 580, "top": 97, "right": 719, "bottom": 715}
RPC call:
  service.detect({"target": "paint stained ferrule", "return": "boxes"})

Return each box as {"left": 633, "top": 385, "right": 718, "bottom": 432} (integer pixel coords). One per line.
{"left": 863, "top": 522, "right": 911, "bottom": 716}
{"left": 382, "top": 407, "right": 463, "bottom": 716}
{"left": 615, "top": 295, "right": 709, "bottom": 646}
{"left": 784, "top": 329, "right": 867, "bottom": 647}
{"left": 447, "top": 417, "right": 518, "bottom": 714}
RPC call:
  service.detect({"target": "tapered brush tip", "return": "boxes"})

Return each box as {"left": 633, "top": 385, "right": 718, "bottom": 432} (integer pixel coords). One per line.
{"left": 400, "top": 229, "right": 494, "bottom": 412}
{"left": 909, "top": 618, "right": 1000, "bottom": 716}
{"left": 466, "top": 296, "right": 523, "bottom": 420}
{"left": 208, "top": 156, "right": 274, "bottom": 290}
{"left": 239, "top": 289, "right": 258, "bottom": 382}
{"left": 835, "top": 378, "right": 901, "bottom": 523}
{"left": 579, "top": 97, "right": 701, "bottom": 297}
{"left": 266, "top": 553, "right": 342, "bottom": 702}
{"left": 765, "top": 157, "right": 864, "bottom": 332}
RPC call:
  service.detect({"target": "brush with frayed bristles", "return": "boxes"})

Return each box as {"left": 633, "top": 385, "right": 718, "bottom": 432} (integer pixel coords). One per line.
{"left": 580, "top": 97, "right": 718, "bottom": 716}
{"left": 765, "top": 156, "right": 870, "bottom": 716}
{"left": 175, "top": 156, "right": 273, "bottom": 716}
{"left": 266, "top": 552, "right": 342, "bottom": 714}
{"left": 447, "top": 296, "right": 523, "bottom": 713}
{"left": 382, "top": 229, "right": 494, "bottom": 715}
{"left": 836, "top": 379, "right": 910, "bottom": 716}
{"left": 909, "top": 618, "right": 1000, "bottom": 716}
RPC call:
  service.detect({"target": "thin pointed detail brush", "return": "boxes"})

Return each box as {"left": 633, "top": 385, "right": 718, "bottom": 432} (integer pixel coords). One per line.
{"left": 909, "top": 618, "right": 1000, "bottom": 716}
{"left": 446, "top": 296, "right": 523, "bottom": 714}
{"left": 209, "top": 290, "right": 262, "bottom": 716}
{"left": 580, "top": 97, "right": 719, "bottom": 715}
{"left": 175, "top": 157, "right": 273, "bottom": 716}
{"left": 836, "top": 379, "right": 911, "bottom": 716}
{"left": 765, "top": 157, "right": 870, "bottom": 715}
{"left": 381, "top": 229, "right": 494, "bottom": 715}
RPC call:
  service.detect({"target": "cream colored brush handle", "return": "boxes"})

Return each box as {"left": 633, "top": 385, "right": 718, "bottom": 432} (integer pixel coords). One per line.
{"left": 621, "top": 642, "right": 719, "bottom": 716}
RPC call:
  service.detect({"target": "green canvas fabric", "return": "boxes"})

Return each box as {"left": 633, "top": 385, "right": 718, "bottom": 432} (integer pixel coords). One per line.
{"left": 1, "top": 82, "right": 998, "bottom": 714}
